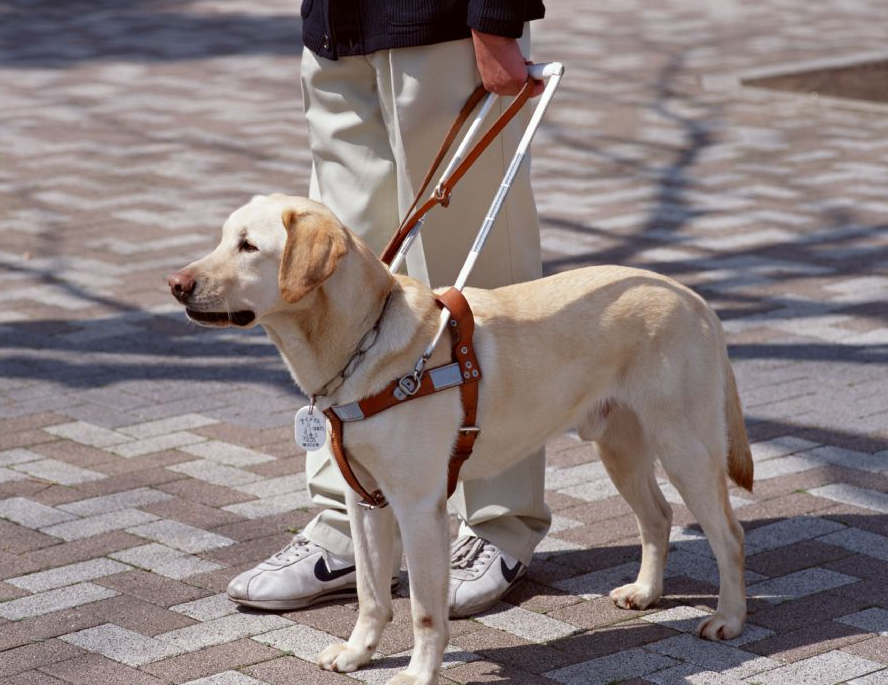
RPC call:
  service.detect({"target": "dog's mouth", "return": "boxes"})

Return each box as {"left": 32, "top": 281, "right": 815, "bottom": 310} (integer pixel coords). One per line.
{"left": 186, "top": 309, "right": 256, "bottom": 327}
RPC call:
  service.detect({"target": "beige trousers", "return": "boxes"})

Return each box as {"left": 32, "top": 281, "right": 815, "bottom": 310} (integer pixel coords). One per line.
{"left": 298, "top": 35, "right": 550, "bottom": 566}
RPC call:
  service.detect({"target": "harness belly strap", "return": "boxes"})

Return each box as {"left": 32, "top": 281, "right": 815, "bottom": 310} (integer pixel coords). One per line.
{"left": 323, "top": 288, "right": 482, "bottom": 509}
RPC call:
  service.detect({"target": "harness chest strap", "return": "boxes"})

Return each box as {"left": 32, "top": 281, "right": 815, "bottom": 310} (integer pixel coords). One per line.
{"left": 323, "top": 288, "right": 481, "bottom": 509}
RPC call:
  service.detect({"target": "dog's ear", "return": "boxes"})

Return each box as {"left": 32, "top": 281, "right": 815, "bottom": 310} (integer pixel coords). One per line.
{"left": 278, "top": 209, "right": 348, "bottom": 303}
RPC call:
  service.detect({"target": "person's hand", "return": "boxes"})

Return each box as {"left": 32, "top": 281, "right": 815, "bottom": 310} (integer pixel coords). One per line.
{"left": 471, "top": 30, "right": 544, "bottom": 96}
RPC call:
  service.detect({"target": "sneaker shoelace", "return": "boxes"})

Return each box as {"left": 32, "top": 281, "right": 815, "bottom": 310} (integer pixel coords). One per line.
{"left": 269, "top": 534, "right": 317, "bottom": 565}
{"left": 450, "top": 535, "right": 495, "bottom": 578}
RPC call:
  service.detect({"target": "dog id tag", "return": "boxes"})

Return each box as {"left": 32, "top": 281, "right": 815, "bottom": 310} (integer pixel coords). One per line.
{"left": 295, "top": 406, "right": 327, "bottom": 451}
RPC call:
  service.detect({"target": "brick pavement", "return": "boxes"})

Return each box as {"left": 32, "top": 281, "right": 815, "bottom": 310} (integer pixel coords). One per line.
{"left": 1, "top": 0, "right": 887, "bottom": 683}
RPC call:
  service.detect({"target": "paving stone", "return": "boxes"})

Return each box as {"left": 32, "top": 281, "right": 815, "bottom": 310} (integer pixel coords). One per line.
{"left": 109, "top": 432, "right": 208, "bottom": 458}
{"left": 641, "top": 606, "right": 777, "bottom": 648}
{"left": 40, "top": 653, "right": 166, "bottom": 685}
{"left": 118, "top": 414, "right": 220, "bottom": 440}
{"left": 6, "top": 558, "right": 130, "bottom": 592}
{"left": 744, "top": 516, "right": 846, "bottom": 555}
{"left": 178, "top": 442, "right": 275, "bottom": 467}
{"left": 221, "top": 491, "right": 314, "bottom": 519}
{"left": 748, "top": 567, "right": 860, "bottom": 605}
{"left": 60, "top": 623, "right": 185, "bottom": 667}
{"left": 0, "top": 449, "right": 45, "bottom": 467}
{"left": 167, "top": 460, "right": 263, "bottom": 487}
{"left": 474, "top": 603, "right": 578, "bottom": 643}
{"left": 543, "top": 646, "right": 678, "bottom": 685}
{"left": 819, "top": 528, "right": 888, "bottom": 563}
{"left": 810, "top": 484, "right": 888, "bottom": 514}
{"left": 110, "top": 543, "right": 222, "bottom": 580}
{"left": 158, "top": 612, "right": 293, "bottom": 652}
{"left": 10, "top": 460, "right": 105, "bottom": 486}
{"left": 645, "top": 663, "right": 749, "bottom": 685}
{"left": 42, "top": 422, "right": 130, "bottom": 448}
{"left": 180, "top": 673, "right": 266, "bottom": 685}
{"left": 0, "top": 497, "right": 78, "bottom": 528}
{"left": 40, "top": 508, "right": 159, "bottom": 541}
{"left": 251, "top": 623, "right": 338, "bottom": 662}
{"left": 754, "top": 650, "right": 883, "bottom": 685}
{"left": 649, "top": 633, "right": 780, "bottom": 678}
{"left": 0, "top": 640, "right": 85, "bottom": 679}
{"left": 170, "top": 593, "right": 240, "bottom": 622}
{"left": 837, "top": 608, "right": 888, "bottom": 636}
{"left": 56, "top": 487, "right": 174, "bottom": 517}
{"left": 848, "top": 671, "right": 888, "bottom": 685}
{"left": 126, "top": 519, "right": 235, "bottom": 554}
{"left": 0, "top": 582, "right": 118, "bottom": 620}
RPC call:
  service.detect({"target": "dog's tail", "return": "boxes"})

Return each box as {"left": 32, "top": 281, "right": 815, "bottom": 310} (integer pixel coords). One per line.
{"left": 724, "top": 355, "right": 753, "bottom": 491}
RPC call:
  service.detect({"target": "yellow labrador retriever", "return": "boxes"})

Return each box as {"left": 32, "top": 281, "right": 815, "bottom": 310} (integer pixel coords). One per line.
{"left": 169, "top": 194, "right": 752, "bottom": 685}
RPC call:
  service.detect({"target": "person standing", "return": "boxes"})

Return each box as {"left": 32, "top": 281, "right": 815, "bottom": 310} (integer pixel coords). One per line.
{"left": 228, "top": 0, "right": 551, "bottom": 618}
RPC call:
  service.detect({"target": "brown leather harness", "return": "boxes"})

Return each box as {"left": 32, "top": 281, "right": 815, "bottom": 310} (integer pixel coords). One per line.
{"left": 320, "top": 78, "right": 537, "bottom": 510}
{"left": 323, "top": 288, "right": 481, "bottom": 508}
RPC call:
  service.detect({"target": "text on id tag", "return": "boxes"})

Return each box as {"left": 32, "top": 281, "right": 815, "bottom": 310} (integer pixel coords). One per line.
{"left": 295, "top": 406, "right": 327, "bottom": 451}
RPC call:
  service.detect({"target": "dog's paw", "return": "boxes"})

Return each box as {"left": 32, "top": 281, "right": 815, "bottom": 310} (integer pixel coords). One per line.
{"left": 385, "top": 672, "right": 433, "bottom": 685}
{"left": 609, "top": 582, "right": 660, "bottom": 610}
{"left": 696, "top": 612, "right": 744, "bottom": 641}
{"left": 317, "top": 643, "right": 370, "bottom": 672}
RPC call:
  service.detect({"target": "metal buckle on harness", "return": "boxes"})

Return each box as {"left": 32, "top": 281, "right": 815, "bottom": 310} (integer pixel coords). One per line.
{"left": 459, "top": 426, "right": 481, "bottom": 435}
{"left": 394, "top": 373, "right": 421, "bottom": 401}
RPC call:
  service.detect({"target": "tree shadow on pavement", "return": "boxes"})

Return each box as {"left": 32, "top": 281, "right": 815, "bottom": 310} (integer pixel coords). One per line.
{"left": 0, "top": 0, "right": 303, "bottom": 68}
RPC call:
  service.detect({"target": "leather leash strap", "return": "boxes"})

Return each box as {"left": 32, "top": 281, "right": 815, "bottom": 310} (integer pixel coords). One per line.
{"left": 379, "top": 78, "right": 536, "bottom": 266}
{"left": 323, "top": 288, "right": 482, "bottom": 509}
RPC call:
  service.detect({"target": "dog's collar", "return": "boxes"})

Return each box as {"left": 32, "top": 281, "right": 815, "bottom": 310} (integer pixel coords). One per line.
{"left": 309, "top": 291, "right": 393, "bottom": 404}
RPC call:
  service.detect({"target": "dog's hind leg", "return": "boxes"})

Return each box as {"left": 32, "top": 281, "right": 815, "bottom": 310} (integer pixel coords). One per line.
{"left": 318, "top": 488, "right": 397, "bottom": 673}
{"left": 588, "top": 406, "right": 672, "bottom": 610}
{"left": 656, "top": 431, "right": 746, "bottom": 640}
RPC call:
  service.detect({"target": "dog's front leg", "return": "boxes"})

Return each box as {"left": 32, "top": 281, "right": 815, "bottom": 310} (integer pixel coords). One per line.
{"left": 317, "top": 488, "right": 396, "bottom": 673}
{"left": 385, "top": 494, "right": 450, "bottom": 685}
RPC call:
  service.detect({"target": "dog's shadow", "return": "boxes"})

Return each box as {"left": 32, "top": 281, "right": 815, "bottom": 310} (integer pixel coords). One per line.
{"left": 260, "top": 512, "right": 887, "bottom": 683}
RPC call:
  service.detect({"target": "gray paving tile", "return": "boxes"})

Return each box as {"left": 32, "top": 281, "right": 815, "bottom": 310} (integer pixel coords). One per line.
{"left": 748, "top": 567, "right": 859, "bottom": 604}
{"left": 647, "top": 633, "right": 778, "bottom": 678}
{"left": 11, "top": 459, "right": 105, "bottom": 485}
{"left": 543, "top": 646, "right": 678, "bottom": 685}
{"left": 0, "top": 582, "right": 118, "bottom": 620}
{"left": 126, "top": 519, "right": 235, "bottom": 554}
{"left": 180, "top": 673, "right": 267, "bottom": 685}
{"left": 252, "top": 623, "right": 339, "bottom": 662}
{"left": 109, "top": 543, "right": 222, "bottom": 580}
{"left": 178, "top": 441, "right": 274, "bottom": 467}
{"left": 6, "top": 558, "right": 130, "bottom": 592}
{"left": 57, "top": 487, "right": 174, "bottom": 517}
{"left": 809, "top": 484, "right": 888, "bottom": 514}
{"left": 170, "top": 593, "right": 239, "bottom": 622}
{"left": 837, "top": 608, "right": 888, "bottom": 636}
{"left": 40, "top": 508, "right": 159, "bottom": 541}
{"left": 158, "top": 613, "right": 293, "bottom": 652}
{"left": 60, "top": 623, "right": 185, "bottom": 667}
{"left": 754, "top": 650, "right": 883, "bottom": 685}
{"left": 0, "top": 497, "right": 78, "bottom": 529}
{"left": 475, "top": 603, "right": 578, "bottom": 643}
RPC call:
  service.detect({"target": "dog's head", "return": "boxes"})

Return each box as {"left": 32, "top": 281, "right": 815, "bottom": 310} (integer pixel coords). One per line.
{"left": 167, "top": 194, "right": 348, "bottom": 327}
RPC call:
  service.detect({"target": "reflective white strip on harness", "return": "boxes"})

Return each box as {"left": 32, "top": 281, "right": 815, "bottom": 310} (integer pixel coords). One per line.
{"left": 330, "top": 362, "right": 464, "bottom": 422}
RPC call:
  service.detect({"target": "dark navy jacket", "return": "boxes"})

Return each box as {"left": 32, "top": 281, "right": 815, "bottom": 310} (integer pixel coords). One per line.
{"left": 301, "top": 0, "right": 546, "bottom": 60}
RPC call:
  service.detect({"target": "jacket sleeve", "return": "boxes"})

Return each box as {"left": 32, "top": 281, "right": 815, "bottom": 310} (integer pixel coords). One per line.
{"left": 466, "top": 0, "right": 530, "bottom": 38}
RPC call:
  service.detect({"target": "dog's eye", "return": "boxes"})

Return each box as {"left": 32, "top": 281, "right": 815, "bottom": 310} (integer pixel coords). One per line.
{"left": 239, "top": 239, "right": 258, "bottom": 253}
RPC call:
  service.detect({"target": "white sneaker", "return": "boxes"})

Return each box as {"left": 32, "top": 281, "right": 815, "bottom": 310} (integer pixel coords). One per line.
{"left": 227, "top": 535, "right": 398, "bottom": 611}
{"left": 448, "top": 535, "right": 527, "bottom": 618}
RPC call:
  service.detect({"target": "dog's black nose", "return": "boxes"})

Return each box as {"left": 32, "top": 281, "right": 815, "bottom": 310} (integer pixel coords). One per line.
{"left": 168, "top": 270, "right": 195, "bottom": 303}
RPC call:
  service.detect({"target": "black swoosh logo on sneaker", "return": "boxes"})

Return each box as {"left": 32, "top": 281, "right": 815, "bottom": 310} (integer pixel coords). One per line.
{"left": 500, "top": 558, "right": 523, "bottom": 584}
{"left": 314, "top": 557, "right": 356, "bottom": 582}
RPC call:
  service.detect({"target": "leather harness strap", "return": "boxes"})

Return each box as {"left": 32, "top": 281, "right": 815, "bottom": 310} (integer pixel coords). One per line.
{"left": 379, "top": 78, "right": 536, "bottom": 267}
{"left": 323, "top": 288, "right": 482, "bottom": 509}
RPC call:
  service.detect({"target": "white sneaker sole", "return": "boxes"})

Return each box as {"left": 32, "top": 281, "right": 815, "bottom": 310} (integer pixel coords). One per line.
{"left": 228, "top": 578, "right": 399, "bottom": 611}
